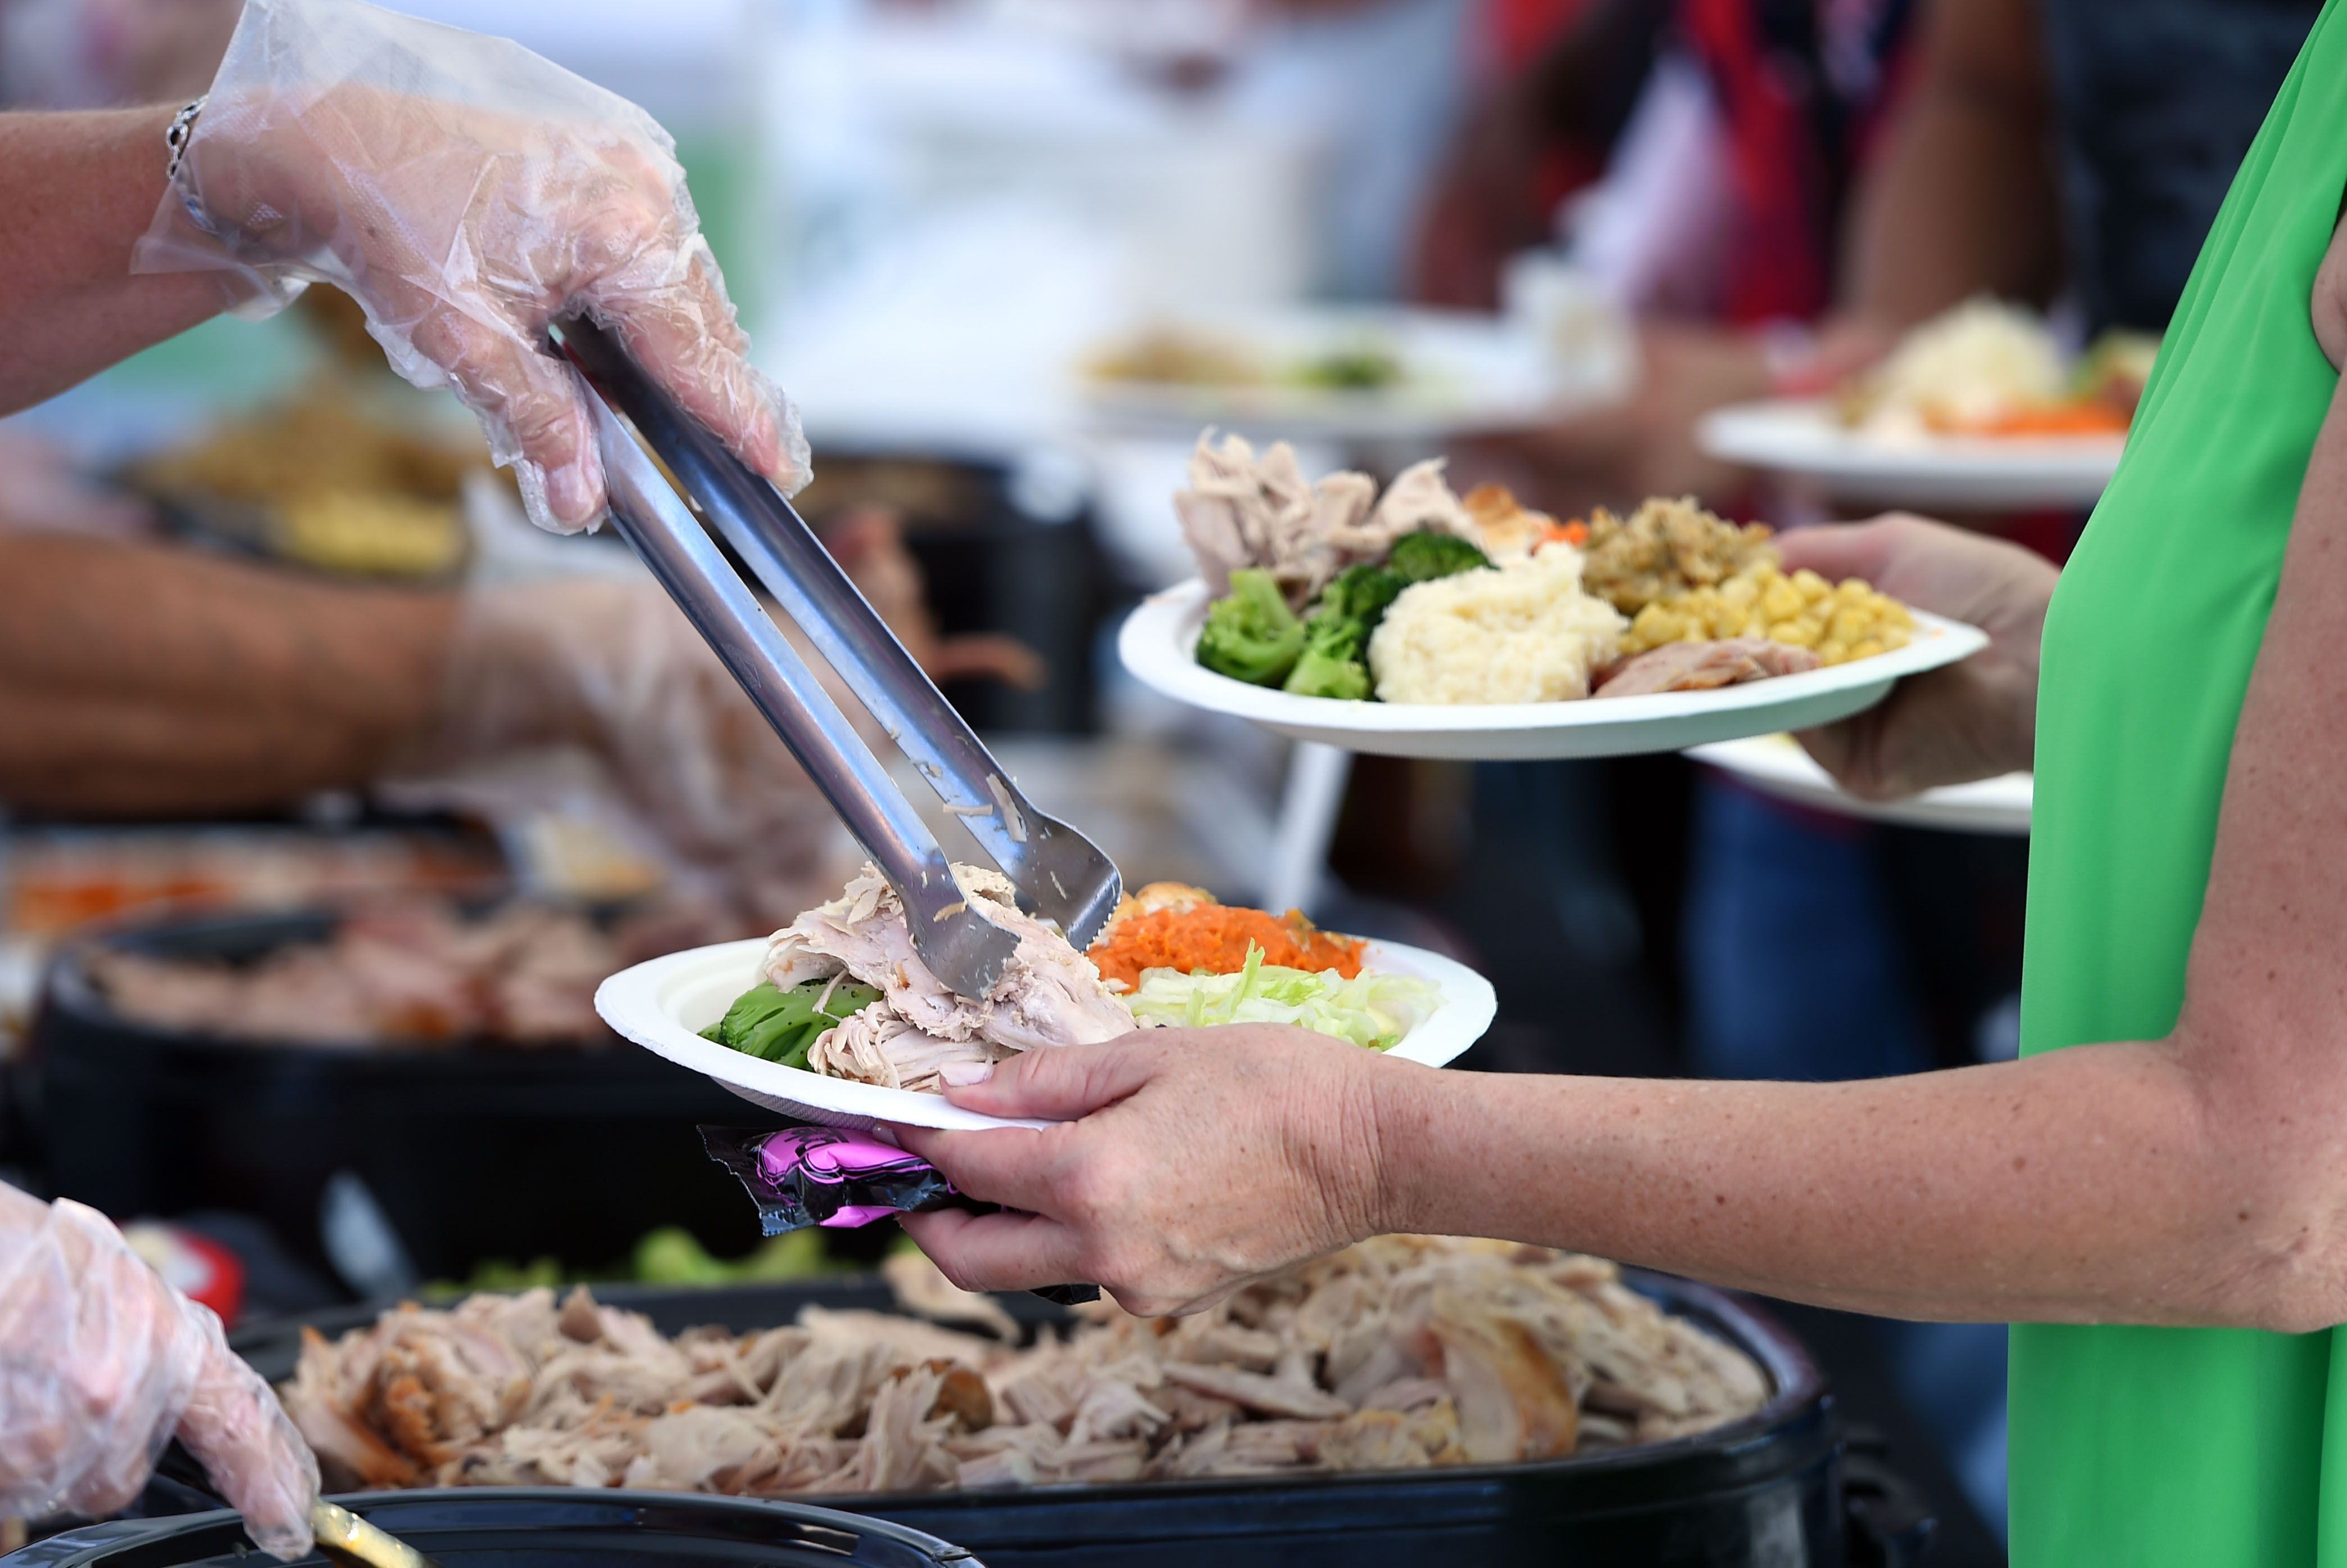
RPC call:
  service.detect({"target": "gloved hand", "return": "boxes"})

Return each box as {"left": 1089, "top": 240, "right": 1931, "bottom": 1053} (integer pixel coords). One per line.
{"left": 132, "top": 0, "right": 806, "bottom": 535}
{"left": 0, "top": 1185, "right": 317, "bottom": 1560}
{"left": 410, "top": 571, "right": 850, "bottom": 893}
{"left": 389, "top": 510, "right": 1042, "bottom": 923}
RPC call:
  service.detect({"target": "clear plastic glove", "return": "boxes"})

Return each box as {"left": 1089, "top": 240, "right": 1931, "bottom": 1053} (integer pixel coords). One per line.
{"left": 0, "top": 1185, "right": 317, "bottom": 1558}
{"left": 131, "top": 0, "right": 807, "bottom": 534}
{"left": 391, "top": 510, "right": 1041, "bottom": 920}
{"left": 403, "top": 572, "right": 848, "bottom": 898}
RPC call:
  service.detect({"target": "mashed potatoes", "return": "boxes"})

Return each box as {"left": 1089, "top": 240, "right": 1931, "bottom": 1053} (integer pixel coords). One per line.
{"left": 1368, "top": 546, "right": 1627, "bottom": 705}
{"left": 1841, "top": 298, "right": 2067, "bottom": 435}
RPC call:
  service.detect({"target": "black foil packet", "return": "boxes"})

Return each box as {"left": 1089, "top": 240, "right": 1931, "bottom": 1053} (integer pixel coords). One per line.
{"left": 698, "top": 1125, "right": 1098, "bottom": 1305}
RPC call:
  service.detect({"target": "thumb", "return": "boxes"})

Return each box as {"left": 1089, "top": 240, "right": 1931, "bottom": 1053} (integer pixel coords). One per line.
{"left": 177, "top": 1321, "right": 319, "bottom": 1562}
{"left": 937, "top": 1035, "right": 1168, "bottom": 1123}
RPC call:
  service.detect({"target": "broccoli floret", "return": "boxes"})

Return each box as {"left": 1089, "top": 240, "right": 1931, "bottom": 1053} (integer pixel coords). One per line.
{"left": 1196, "top": 569, "right": 1305, "bottom": 685}
{"left": 1316, "top": 563, "right": 1404, "bottom": 631}
{"left": 1278, "top": 566, "right": 1398, "bottom": 701}
{"left": 1386, "top": 530, "right": 1492, "bottom": 584}
{"left": 1282, "top": 619, "right": 1373, "bottom": 700}
{"left": 1292, "top": 347, "right": 1404, "bottom": 390}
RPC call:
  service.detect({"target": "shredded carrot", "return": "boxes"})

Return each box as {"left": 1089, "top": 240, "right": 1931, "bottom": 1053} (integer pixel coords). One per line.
{"left": 1932, "top": 403, "right": 2131, "bottom": 438}
{"left": 1087, "top": 905, "right": 1364, "bottom": 990}
{"left": 1546, "top": 519, "right": 1590, "bottom": 547}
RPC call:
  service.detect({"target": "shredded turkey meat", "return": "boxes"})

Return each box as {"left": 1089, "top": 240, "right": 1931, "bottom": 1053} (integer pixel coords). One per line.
{"left": 1592, "top": 638, "right": 1822, "bottom": 698}
{"left": 280, "top": 1237, "right": 1770, "bottom": 1498}
{"left": 1174, "top": 431, "right": 1478, "bottom": 608}
{"left": 761, "top": 862, "right": 1134, "bottom": 1093}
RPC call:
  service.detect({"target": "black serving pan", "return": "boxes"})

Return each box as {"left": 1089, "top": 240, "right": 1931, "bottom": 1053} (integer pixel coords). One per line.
{"left": 5, "top": 1490, "right": 979, "bottom": 1568}
{"left": 23, "top": 908, "right": 768, "bottom": 1284}
{"left": 229, "top": 1275, "right": 1932, "bottom": 1567}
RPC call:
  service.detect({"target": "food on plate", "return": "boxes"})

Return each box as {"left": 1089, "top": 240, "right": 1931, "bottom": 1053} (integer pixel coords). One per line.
{"left": 2072, "top": 330, "right": 2160, "bottom": 419}
{"left": 1281, "top": 534, "right": 1497, "bottom": 702}
{"left": 1615, "top": 563, "right": 1914, "bottom": 667}
{"left": 1292, "top": 345, "right": 1405, "bottom": 390}
{"left": 1196, "top": 568, "right": 1308, "bottom": 687}
{"left": 720, "top": 863, "right": 1134, "bottom": 1094}
{"left": 1283, "top": 571, "right": 1391, "bottom": 700}
{"left": 1087, "top": 329, "right": 1263, "bottom": 388}
{"left": 704, "top": 872, "right": 1429, "bottom": 1091}
{"left": 1082, "top": 885, "right": 1426, "bottom": 1048}
{"left": 1173, "top": 431, "right": 1476, "bottom": 607}
{"left": 1124, "top": 946, "right": 1437, "bottom": 1050}
{"left": 279, "top": 1236, "right": 1771, "bottom": 1494}
{"left": 1578, "top": 496, "right": 1779, "bottom": 616}
{"left": 1367, "top": 544, "right": 1626, "bottom": 706}
{"left": 1175, "top": 448, "right": 1921, "bottom": 707}
{"left": 82, "top": 900, "right": 675, "bottom": 1048}
{"left": 1086, "top": 331, "right": 1406, "bottom": 393}
{"left": 1835, "top": 298, "right": 2151, "bottom": 439}
{"left": 1086, "top": 882, "right": 1364, "bottom": 990}
{"left": 701, "top": 976, "right": 884, "bottom": 1069}
{"left": 1462, "top": 484, "right": 1586, "bottom": 561}
{"left": 1594, "top": 638, "right": 1822, "bottom": 698}
{"left": 1385, "top": 529, "right": 1493, "bottom": 584}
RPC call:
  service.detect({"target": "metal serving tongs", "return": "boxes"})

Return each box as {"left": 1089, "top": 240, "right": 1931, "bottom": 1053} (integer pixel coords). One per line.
{"left": 552, "top": 318, "right": 1122, "bottom": 997}
{"left": 306, "top": 1499, "right": 437, "bottom": 1568}
{"left": 151, "top": 1446, "right": 438, "bottom": 1568}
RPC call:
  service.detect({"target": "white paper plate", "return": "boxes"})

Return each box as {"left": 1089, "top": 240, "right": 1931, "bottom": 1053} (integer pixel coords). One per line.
{"left": 1699, "top": 399, "right": 2123, "bottom": 511}
{"left": 1117, "top": 579, "right": 1987, "bottom": 761}
{"left": 596, "top": 937, "right": 1497, "bottom": 1133}
{"left": 1074, "top": 306, "right": 1608, "bottom": 442}
{"left": 1686, "top": 733, "right": 2032, "bottom": 835}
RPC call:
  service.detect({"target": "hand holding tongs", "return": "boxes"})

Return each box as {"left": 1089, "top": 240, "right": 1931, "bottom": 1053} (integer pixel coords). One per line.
{"left": 552, "top": 319, "right": 1122, "bottom": 998}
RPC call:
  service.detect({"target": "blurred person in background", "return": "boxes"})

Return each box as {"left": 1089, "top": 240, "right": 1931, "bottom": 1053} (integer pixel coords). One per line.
{"left": 0, "top": 0, "right": 1034, "bottom": 927}
{"left": 1414, "top": 0, "right": 2322, "bottom": 1533}
{"left": 901, "top": 14, "right": 2347, "bottom": 1548}
{"left": 0, "top": 0, "right": 1029, "bottom": 1538}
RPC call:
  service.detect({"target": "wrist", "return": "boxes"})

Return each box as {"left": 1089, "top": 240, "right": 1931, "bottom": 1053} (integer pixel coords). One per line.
{"left": 1354, "top": 1056, "right": 1442, "bottom": 1238}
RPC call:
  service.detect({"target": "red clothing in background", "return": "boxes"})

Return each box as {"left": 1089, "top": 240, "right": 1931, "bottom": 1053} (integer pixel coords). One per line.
{"left": 1486, "top": 0, "right": 1594, "bottom": 65}
{"left": 1679, "top": 0, "right": 1915, "bottom": 324}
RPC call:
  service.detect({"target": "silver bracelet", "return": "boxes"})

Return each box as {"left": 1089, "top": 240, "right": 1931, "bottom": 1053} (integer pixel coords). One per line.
{"left": 164, "top": 94, "right": 207, "bottom": 184}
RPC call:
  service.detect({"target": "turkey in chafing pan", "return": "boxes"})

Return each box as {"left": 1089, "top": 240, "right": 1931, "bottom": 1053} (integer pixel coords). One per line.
{"left": 280, "top": 1237, "right": 1769, "bottom": 1496}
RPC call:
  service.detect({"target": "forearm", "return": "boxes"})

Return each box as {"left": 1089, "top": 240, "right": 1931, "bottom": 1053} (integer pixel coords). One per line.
{"left": 0, "top": 108, "right": 228, "bottom": 414}
{"left": 1369, "top": 1041, "right": 2310, "bottom": 1330}
{"left": 1836, "top": 0, "right": 2061, "bottom": 329}
{"left": 0, "top": 535, "right": 458, "bottom": 815}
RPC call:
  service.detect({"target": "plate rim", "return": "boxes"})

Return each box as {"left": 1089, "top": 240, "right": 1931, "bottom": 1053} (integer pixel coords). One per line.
{"left": 1686, "top": 732, "right": 2033, "bottom": 835}
{"left": 596, "top": 935, "right": 1499, "bottom": 1133}
{"left": 1697, "top": 397, "right": 2126, "bottom": 479}
{"left": 1070, "top": 304, "right": 1596, "bottom": 438}
{"left": 1117, "top": 578, "right": 1987, "bottom": 740}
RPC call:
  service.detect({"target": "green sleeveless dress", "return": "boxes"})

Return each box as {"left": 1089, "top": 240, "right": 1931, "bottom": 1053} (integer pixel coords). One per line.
{"left": 2013, "top": 2, "right": 2347, "bottom": 1560}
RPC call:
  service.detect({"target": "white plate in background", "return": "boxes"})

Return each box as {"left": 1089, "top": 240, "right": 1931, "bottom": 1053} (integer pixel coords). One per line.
{"left": 597, "top": 937, "right": 1497, "bottom": 1133}
{"left": 1699, "top": 399, "right": 2122, "bottom": 511}
{"left": 1074, "top": 306, "right": 1612, "bottom": 442}
{"left": 1118, "top": 580, "right": 1987, "bottom": 762}
{"left": 1687, "top": 733, "right": 2032, "bottom": 835}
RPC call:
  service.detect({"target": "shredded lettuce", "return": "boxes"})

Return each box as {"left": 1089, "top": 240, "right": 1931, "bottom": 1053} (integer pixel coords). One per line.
{"left": 1123, "top": 943, "right": 1440, "bottom": 1050}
